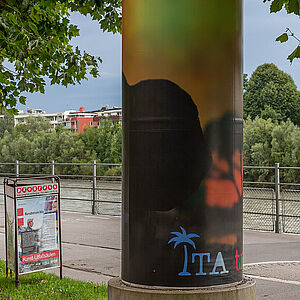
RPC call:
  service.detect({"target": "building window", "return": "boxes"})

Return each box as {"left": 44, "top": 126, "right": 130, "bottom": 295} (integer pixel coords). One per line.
{"left": 89, "top": 121, "right": 92, "bottom": 126}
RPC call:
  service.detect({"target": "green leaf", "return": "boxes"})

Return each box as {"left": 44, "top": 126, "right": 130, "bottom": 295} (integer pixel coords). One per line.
{"left": 270, "top": 0, "right": 285, "bottom": 13}
{"left": 28, "top": 23, "right": 39, "bottom": 36}
{"left": 285, "top": 0, "right": 300, "bottom": 15}
{"left": 287, "top": 45, "right": 300, "bottom": 63}
{"left": 276, "top": 33, "right": 289, "bottom": 43}
{"left": 19, "top": 96, "right": 26, "bottom": 105}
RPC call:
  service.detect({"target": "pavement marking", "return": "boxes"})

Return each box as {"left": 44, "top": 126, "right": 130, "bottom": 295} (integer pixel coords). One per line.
{"left": 245, "top": 274, "right": 300, "bottom": 286}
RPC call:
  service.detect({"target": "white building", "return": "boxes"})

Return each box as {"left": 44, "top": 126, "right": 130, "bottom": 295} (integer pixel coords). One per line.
{"left": 14, "top": 109, "right": 64, "bottom": 128}
{"left": 12, "top": 106, "right": 123, "bottom": 129}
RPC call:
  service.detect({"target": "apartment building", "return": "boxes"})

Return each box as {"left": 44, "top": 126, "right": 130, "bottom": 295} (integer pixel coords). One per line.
{"left": 12, "top": 106, "right": 122, "bottom": 133}
{"left": 14, "top": 109, "right": 64, "bottom": 128}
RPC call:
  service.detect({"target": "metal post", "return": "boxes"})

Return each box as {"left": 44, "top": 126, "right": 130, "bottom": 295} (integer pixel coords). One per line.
{"left": 56, "top": 177, "right": 63, "bottom": 280}
{"left": 275, "top": 163, "right": 281, "bottom": 233}
{"left": 52, "top": 160, "right": 55, "bottom": 176}
{"left": 16, "top": 160, "right": 19, "bottom": 177}
{"left": 3, "top": 178, "right": 8, "bottom": 278}
{"left": 13, "top": 186, "right": 19, "bottom": 288}
{"left": 92, "top": 161, "right": 97, "bottom": 215}
{"left": 52, "top": 160, "right": 55, "bottom": 183}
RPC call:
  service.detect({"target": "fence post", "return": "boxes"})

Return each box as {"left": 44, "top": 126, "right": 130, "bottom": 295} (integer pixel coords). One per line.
{"left": 52, "top": 160, "right": 55, "bottom": 176}
{"left": 51, "top": 160, "right": 55, "bottom": 183}
{"left": 92, "top": 161, "right": 97, "bottom": 215}
{"left": 275, "top": 162, "right": 281, "bottom": 233}
{"left": 16, "top": 160, "right": 19, "bottom": 177}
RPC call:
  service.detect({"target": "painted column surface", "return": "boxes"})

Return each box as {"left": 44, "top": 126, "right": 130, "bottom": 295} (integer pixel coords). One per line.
{"left": 122, "top": 0, "right": 243, "bottom": 287}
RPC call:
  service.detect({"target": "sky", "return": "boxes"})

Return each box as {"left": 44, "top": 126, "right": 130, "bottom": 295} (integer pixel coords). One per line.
{"left": 18, "top": 0, "right": 300, "bottom": 113}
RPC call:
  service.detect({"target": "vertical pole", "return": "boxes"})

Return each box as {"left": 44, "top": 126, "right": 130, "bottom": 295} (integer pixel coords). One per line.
{"left": 16, "top": 160, "right": 19, "bottom": 177}
{"left": 275, "top": 163, "right": 281, "bottom": 233}
{"left": 57, "top": 177, "right": 63, "bottom": 280}
{"left": 14, "top": 183, "right": 19, "bottom": 287}
{"left": 92, "top": 161, "right": 97, "bottom": 215}
{"left": 3, "top": 178, "right": 8, "bottom": 278}
{"left": 52, "top": 160, "right": 55, "bottom": 183}
{"left": 52, "top": 160, "right": 55, "bottom": 176}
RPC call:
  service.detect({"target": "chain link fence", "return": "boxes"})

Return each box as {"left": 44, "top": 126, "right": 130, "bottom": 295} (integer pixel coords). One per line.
{"left": 281, "top": 190, "right": 300, "bottom": 234}
{"left": 243, "top": 165, "right": 300, "bottom": 234}
{"left": 243, "top": 187, "right": 275, "bottom": 232}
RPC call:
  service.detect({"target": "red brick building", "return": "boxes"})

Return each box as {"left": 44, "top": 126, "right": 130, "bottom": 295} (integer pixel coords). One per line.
{"left": 64, "top": 107, "right": 98, "bottom": 134}
{"left": 64, "top": 106, "right": 122, "bottom": 134}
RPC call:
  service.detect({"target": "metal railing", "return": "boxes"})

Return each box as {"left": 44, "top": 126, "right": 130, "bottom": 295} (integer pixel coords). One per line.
{"left": 244, "top": 163, "right": 300, "bottom": 234}
{"left": 0, "top": 161, "right": 299, "bottom": 233}
{"left": 0, "top": 161, "right": 122, "bottom": 217}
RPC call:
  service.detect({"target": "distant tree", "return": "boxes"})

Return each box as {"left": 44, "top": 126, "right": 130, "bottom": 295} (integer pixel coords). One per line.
{"left": 243, "top": 116, "right": 300, "bottom": 184}
{"left": 260, "top": 105, "right": 283, "bottom": 122}
{"left": 243, "top": 74, "right": 249, "bottom": 91}
{"left": 243, "top": 63, "right": 300, "bottom": 125}
{"left": 0, "top": 112, "right": 14, "bottom": 138}
{"left": 243, "top": 117, "right": 276, "bottom": 168}
{"left": 14, "top": 116, "right": 52, "bottom": 134}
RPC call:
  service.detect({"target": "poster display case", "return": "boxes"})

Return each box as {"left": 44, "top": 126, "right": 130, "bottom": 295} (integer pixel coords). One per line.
{"left": 4, "top": 176, "right": 62, "bottom": 287}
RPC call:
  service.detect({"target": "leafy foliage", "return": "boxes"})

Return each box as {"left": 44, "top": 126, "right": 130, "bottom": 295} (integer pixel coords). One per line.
{"left": 263, "top": 0, "right": 300, "bottom": 62}
{"left": 243, "top": 63, "right": 300, "bottom": 126}
{"left": 0, "top": 110, "right": 13, "bottom": 137}
{"left": 0, "top": 116, "right": 122, "bottom": 177}
{"left": 244, "top": 116, "right": 300, "bottom": 184}
{"left": 0, "top": 0, "right": 122, "bottom": 112}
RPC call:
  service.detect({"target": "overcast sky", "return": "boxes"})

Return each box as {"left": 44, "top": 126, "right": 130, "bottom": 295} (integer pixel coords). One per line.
{"left": 18, "top": 0, "right": 300, "bottom": 113}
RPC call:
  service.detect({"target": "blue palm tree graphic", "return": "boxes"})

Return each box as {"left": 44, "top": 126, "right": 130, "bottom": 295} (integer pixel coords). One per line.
{"left": 168, "top": 226, "right": 200, "bottom": 276}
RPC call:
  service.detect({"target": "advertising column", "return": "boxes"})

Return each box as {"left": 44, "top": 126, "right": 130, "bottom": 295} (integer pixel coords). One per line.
{"left": 122, "top": 0, "right": 243, "bottom": 287}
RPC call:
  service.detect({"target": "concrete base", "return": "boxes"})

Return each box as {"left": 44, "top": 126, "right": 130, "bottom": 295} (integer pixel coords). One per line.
{"left": 108, "top": 277, "right": 256, "bottom": 300}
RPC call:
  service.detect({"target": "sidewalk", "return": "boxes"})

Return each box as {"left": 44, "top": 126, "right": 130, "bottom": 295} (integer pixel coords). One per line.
{"left": 1, "top": 205, "right": 300, "bottom": 299}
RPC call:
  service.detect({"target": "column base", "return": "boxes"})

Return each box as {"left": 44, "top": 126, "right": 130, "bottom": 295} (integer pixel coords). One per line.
{"left": 108, "top": 277, "right": 256, "bottom": 300}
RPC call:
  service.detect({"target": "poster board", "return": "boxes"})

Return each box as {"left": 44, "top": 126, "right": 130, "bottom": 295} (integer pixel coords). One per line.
{"left": 4, "top": 177, "right": 62, "bottom": 285}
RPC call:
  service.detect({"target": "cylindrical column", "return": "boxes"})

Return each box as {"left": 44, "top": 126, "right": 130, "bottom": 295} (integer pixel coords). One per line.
{"left": 122, "top": 0, "right": 243, "bottom": 288}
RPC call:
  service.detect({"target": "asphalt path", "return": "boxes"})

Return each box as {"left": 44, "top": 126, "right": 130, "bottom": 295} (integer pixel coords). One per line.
{"left": 0, "top": 205, "right": 299, "bottom": 299}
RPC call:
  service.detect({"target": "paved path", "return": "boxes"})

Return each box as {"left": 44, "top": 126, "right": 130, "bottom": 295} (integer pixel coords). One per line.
{"left": 0, "top": 205, "right": 299, "bottom": 299}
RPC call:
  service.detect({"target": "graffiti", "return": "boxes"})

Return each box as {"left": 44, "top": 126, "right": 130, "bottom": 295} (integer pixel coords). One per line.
{"left": 169, "top": 227, "right": 229, "bottom": 276}
{"left": 235, "top": 250, "right": 243, "bottom": 271}
{"left": 168, "top": 227, "right": 200, "bottom": 276}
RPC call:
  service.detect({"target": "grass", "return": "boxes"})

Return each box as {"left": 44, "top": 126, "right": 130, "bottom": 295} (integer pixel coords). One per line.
{"left": 0, "top": 260, "right": 108, "bottom": 299}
